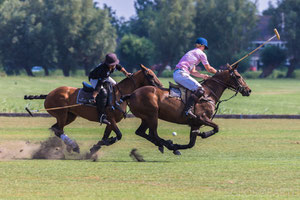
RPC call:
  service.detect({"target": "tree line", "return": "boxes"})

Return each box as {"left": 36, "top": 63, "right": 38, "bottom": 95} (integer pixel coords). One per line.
{"left": 0, "top": 0, "right": 299, "bottom": 77}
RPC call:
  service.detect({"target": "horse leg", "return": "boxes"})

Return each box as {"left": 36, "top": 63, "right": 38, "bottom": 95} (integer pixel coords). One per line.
{"left": 169, "top": 127, "right": 199, "bottom": 154}
{"left": 49, "top": 111, "right": 80, "bottom": 153}
{"left": 140, "top": 116, "right": 173, "bottom": 154}
{"left": 197, "top": 116, "right": 219, "bottom": 139}
{"left": 135, "top": 119, "right": 164, "bottom": 153}
{"left": 89, "top": 121, "right": 121, "bottom": 155}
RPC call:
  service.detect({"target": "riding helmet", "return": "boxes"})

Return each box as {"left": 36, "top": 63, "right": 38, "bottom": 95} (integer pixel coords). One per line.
{"left": 104, "top": 53, "right": 119, "bottom": 65}
{"left": 195, "top": 37, "right": 208, "bottom": 49}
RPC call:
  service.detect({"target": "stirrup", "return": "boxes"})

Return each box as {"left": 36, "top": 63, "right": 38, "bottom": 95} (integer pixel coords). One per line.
{"left": 185, "top": 110, "right": 197, "bottom": 119}
{"left": 99, "top": 114, "right": 111, "bottom": 125}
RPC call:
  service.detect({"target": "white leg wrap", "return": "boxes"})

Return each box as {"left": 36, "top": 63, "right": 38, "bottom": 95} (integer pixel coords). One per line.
{"left": 60, "top": 134, "right": 77, "bottom": 148}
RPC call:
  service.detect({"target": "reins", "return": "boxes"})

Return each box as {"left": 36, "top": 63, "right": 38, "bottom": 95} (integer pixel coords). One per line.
{"left": 211, "top": 90, "right": 238, "bottom": 120}
{"left": 113, "top": 75, "right": 138, "bottom": 118}
{"left": 202, "top": 75, "right": 241, "bottom": 120}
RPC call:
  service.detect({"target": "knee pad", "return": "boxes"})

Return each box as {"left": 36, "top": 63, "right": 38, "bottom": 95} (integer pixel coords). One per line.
{"left": 96, "top": 88, "right": 108, "bottom": 107}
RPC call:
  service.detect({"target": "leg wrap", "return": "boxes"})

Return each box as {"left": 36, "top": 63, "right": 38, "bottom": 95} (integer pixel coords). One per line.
{"left": 60, "top": 134, "right": 78, "bottom": 149}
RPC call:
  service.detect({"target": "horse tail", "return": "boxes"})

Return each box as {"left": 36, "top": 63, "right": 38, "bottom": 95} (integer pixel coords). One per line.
{"left": 24, "top": 94, "right": 48, "bottom": 100}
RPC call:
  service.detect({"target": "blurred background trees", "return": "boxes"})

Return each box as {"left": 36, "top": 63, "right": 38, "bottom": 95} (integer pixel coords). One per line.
{"left": 259, "top": 46, "right": 286, "bottom": 78}
{"left": 0, "top": 0, "right": 116, "bottom": 76}
{"left": 0, "top": 0, "right": 298, "bottom": 77}
{"left": 194, "top": 0, "right": 257, "bottom": 68}
{"left": 266, "top": 0, "right": 300, "bottom": 78}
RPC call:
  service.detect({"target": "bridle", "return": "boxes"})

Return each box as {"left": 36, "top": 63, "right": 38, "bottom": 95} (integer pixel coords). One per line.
{"left": 203, "top": 70, "right": 246, "bottom": 119}
{"left": 207, "top": 70, "right": 245, "bottom": 94}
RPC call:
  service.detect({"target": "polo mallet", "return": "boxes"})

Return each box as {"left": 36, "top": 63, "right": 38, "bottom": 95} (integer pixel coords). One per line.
{"left": 230, "top": 28, "right": 280, "bottom": 68}
{"left": 25, "top": 104, "right": 82, "bottom": 117}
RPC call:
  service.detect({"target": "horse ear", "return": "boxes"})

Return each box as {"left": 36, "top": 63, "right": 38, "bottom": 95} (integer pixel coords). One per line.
{"left": 140, "top": 64, "right": 148, "bottom": 71}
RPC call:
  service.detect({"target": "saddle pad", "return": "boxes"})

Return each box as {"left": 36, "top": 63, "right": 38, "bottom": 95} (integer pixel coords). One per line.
{"left": 76, "top": 89, "right": 93, "bottom": 104}
{"left": 169, "top": 83, "right": 191, "bottom": 104}
{"left": 169, "top": 87, "right": 181, "bottom": 98}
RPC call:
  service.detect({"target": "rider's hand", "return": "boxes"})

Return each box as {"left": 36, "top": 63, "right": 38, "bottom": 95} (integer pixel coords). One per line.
{"left": 126, "top": 73, "right": 133, "bottom": 78}
{"left": 203, "top": 74, "right": 211, "bottom": 79}
{"left": 89, "top": 98, "right": 96, "bottom": 104}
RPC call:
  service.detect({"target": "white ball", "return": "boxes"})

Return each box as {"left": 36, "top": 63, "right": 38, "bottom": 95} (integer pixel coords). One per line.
{"left": 172, "top": 132, "right": 177, "bottom": 136}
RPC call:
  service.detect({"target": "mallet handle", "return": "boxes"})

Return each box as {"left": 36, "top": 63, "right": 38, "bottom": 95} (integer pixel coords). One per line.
{"left": 230, "top": 28, "right": 280, "bottom": 68}
{"left": 230, "top": 35, "right": 276, "bottom": 68}
{"left": 39, "top": 104, "right": 82, "bottom": 111}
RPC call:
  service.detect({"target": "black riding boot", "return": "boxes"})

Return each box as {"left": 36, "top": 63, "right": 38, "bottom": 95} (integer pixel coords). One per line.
{"left": 184, "top": 88, "right": 205, "bottom": 119}
{"left": 96, "top": 88, "right": 111, "bottom": 125}
{"left": 184, "top": 96, "right": 197, "bottom": 119}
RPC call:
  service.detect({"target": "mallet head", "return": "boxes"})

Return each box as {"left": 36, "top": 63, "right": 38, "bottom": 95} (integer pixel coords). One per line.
{"left": 274, "top": 28, "right": 280, "bottom": 40}
{"left": 25, "top": 107, "right": 33, "bottom": 117}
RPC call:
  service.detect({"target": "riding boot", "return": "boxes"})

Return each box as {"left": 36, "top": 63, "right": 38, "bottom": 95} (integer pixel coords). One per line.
{"left": 105, "top": 83, "right": 113, "bottom": 109}
{"left": 96, "top": 88, "right": 111, "bottom": 125}
{"left": 184, "top": 95, "right": 197, "bottom": 119}
{"left": 99, "top": 114, "right": 110, "bottom": 125}
{"left": 184, "top": 87, "right": 205, "bottom": 119}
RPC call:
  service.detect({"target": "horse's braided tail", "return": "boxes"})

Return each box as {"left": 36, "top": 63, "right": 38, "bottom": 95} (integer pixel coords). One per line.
{"left": 24, "top": 94, "right": 47, "bottom": 100}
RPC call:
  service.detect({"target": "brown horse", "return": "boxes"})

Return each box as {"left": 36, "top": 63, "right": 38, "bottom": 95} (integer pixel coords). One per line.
{"left": 121, "top": 64, "right": 251, "bottom": 155}
{"left": 25, "top": 65, "right": 163, "bottom": 154}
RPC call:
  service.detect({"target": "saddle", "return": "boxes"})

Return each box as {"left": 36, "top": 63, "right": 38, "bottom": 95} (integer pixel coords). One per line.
{"left": 76, "top": 82, "right": 114, "bottom": 106}
{"left": 76, "top": 82, "right": 126, "bottom": 116}
{"left": 76, "top": 82, "right": 94, "bottom": 104}
{"left": 168, "top": 82, "right": 192, "bottom": 104}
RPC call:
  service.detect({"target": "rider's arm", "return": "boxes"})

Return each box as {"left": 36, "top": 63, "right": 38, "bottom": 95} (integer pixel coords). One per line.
{"left": 117, "top": 64, "right": 131, "bottom": 77}
{"left": 203, "top": 64, "right": 217, "bottom": 74}
{"left": 190, "top": 66, "right": 210, "bottom": 79}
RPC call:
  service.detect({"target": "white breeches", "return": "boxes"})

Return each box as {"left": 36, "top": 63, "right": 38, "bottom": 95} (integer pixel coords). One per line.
{"left": 173, "top": 69, "right": 202, "bottom": 92}
{"left": 90, "top": 77, "right": 116, "bottom": 89}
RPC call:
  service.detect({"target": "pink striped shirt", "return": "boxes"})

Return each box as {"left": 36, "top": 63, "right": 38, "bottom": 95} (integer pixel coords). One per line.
{"left": 175, "top": 48, "right": 209, "bottom": 73}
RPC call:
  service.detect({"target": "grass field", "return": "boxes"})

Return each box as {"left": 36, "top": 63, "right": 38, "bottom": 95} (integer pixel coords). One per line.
{"left": 0, "top": 117, "right": 299, "bottom": 199}
{"left": 0, "top": 74, "right": 300, "bottom": 199}
{"left": 0, "top": 75, "right": 300, "bottom": 114}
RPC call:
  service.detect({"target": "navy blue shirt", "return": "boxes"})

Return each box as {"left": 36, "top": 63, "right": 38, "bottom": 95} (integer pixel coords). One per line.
{"left": 89, "top": 63, "right": 123, "bottom": 85}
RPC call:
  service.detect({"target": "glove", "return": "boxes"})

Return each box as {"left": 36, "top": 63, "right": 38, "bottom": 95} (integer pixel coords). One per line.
{"left": 89, "top": 98, "right": 96, "bottom": 104}
{"left": 126, "top": 73, "right": 133, "bottom": 78}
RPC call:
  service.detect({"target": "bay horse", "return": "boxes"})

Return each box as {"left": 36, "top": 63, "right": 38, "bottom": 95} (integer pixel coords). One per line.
{"left": 25, "top": 65, "right": 163, "bottom": 154}
{"left": 121, "top": 64, "right": 251, "bottom": 155}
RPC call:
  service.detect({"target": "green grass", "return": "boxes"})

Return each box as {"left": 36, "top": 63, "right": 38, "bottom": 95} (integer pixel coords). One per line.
{"left": 0, "top": 117, "right": 299, "bottom": 199}
{"left": 0, "top": 75, "right": 300, "bottom": 114}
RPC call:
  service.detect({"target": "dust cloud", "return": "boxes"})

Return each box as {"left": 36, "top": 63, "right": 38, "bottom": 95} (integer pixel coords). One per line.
{"left": 0, "top": 137, "right": 98, "bottom": 161}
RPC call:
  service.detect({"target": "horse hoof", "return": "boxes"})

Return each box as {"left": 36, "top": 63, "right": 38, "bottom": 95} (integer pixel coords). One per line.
{"left": 158, "top": 146, "right": 164, "bottom": 154}
{"left": 73, "top": 147, "right": 80, "bottom": 153}
{"left": 173, "top": 150, "right": 181, "bottom": 155}
{"left": 90, "top": 145, "right": 101, "bottom": 155}
{"left": 166, "top": 140, "right": 173, "bottom": 145}
{"left": 199, "top": 132, "right": 207, "bottom": 139}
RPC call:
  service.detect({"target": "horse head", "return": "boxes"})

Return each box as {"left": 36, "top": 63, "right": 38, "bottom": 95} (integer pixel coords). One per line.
{"left": 135, "top": 64, "right": 163, "bottom": 88}
{"left": 213, "top": 63, "right": 251, "bottom": 96}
